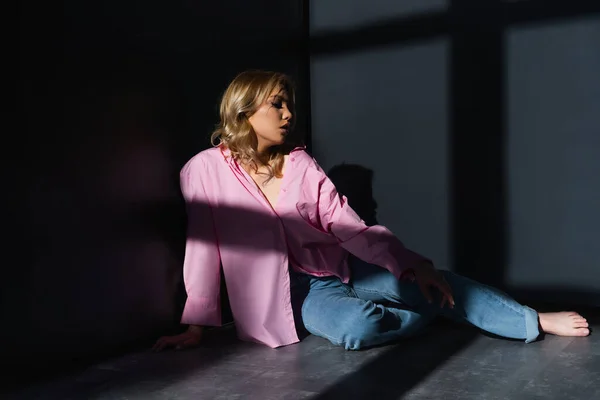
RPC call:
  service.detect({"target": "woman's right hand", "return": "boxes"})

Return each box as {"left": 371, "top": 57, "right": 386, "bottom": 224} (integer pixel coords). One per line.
{"left": 412, "top": 261, "right": 455, "bottom": 309}
{"left": 152, "top": 325, "right": 204, "bottom": 352}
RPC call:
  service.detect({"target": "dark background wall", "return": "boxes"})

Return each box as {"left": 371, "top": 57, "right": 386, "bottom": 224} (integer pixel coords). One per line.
{"left": 12, "top": 0, "right": 307, "bottom": 378}
{"left": 309, "top": 1, "right": 600, "bottom": 303}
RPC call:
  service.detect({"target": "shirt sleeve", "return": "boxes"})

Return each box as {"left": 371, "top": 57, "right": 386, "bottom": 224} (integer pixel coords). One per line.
{"left": 179, "top": 160, "right": 222, "bottom": 326}
{"left": 311, "top": 162, "right": 430, "bottom": 280}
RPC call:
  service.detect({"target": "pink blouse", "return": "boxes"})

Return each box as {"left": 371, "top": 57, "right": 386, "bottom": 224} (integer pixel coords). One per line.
{"left": 179, "top": 145, "right": 428, "bottom": 348}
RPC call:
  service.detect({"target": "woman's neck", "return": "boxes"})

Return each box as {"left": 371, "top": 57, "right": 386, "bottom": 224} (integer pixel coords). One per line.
{"left": 256, "top": 144, "right": 271, "bottom": 159}
{"left": 256, "top": 146, "right": 277, "bottom": 165}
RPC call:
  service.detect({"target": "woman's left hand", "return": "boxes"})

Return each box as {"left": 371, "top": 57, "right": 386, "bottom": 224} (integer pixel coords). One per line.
{"left": 410, "top": 261, "right": 455, "bottom": 308}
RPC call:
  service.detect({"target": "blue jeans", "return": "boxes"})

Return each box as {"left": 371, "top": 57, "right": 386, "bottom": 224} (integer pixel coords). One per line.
{"left": 296, "top": 257, "right": 540, "bottom": 350}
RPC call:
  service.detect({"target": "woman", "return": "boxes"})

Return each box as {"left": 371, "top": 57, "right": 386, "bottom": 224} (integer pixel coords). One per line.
{"left": 153, "top": 70, "right": 589, "bottom": 352}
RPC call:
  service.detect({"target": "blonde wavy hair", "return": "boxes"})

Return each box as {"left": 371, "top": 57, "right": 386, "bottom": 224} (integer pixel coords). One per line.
{"left": 211, "top": 70, "right": 296, "bottom": 181}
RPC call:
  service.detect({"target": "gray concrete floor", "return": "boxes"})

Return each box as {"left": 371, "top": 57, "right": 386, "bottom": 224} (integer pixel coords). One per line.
{"left": 8, "top": 308, "right": 599, "bottom": 400}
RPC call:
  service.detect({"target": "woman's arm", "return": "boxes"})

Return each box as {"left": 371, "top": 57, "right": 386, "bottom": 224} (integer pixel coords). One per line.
{"left": 153, "top": 160, "right": 221, "bottom": 352}
{"left": 179, "top": 160, "right": 223, "bottom": 327}
{"left": 310, "top": 162, "right": 429, "bottom": 280}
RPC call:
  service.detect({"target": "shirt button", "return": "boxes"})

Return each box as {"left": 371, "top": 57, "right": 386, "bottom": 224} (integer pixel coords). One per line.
{"left": 290, "top": 157, "right": 295, "bottom": 162}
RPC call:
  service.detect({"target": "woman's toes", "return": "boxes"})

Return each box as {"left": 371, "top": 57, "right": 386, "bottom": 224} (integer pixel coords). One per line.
{"left": 575, "top": 328, "right": 590, "bottom": 337}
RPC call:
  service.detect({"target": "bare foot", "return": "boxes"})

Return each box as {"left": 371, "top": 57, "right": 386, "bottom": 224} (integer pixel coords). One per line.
{"left": 539, "top": 312, "right": 590, "bottom": 337}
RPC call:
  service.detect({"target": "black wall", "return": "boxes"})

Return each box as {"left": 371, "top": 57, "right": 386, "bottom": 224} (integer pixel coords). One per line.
{"left": 12, "top": 0, "right": 307, "bottom": 378}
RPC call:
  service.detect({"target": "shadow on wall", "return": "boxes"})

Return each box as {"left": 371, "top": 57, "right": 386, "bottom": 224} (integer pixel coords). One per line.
{"left": 327, "top": 162, "right": 600, "bottom": 308}
{"left": 310, "top": 1, "right": 600, "bottom": 296}
{"left": 328, "top": 163, "right": 379, "bottom": 227}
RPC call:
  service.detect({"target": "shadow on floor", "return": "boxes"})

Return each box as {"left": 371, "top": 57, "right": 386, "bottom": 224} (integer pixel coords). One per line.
{"left": 4, "top": 325, "right": 240, "bottom": 399}
{"left": 313, "top": 321, "right": 479, "bottom": 400}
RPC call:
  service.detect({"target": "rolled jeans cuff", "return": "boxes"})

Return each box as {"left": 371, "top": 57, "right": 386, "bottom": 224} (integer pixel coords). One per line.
{"left": 523, "top": 305, "right": 540, "bottom": 343}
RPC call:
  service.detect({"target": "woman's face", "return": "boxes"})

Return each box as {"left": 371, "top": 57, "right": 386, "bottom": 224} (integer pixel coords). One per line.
{"left": 248, "top": 86, "right": 293, "bottom": 152}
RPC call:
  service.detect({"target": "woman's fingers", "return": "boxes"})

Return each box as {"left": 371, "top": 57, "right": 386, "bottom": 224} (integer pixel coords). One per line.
{"left": 153, "top": 331, "right": 203, "bottom": 352}
{"left": 436, "top": 277, "right": 455, "bottom": 308}
{"left": 414, "top": 267, "right": 455, "bottom": 309}
{"left": 152, "top": 336, "right": 171, "bottom": 352}
{"left": 176, "top": 337, "right": 201, "bottom": 351}
{"left": 416, "top": 275, "right": 455, "bottom": 309}
{"left": 153, "top": 334, "right": 186, "bottom": 352}
{"left": 418, "top": 281, "right": 434, "bottom": 304}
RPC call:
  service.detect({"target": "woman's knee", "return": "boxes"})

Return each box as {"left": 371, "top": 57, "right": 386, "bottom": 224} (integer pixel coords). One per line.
{"left": 343, "top": 303, "right": 435, "bottom": 350}
{"left": 302, "top": 290, "right": 429, "bottom": 351}
{"left": 339, "top": 301, "right": 402, "bottom": 351}
{"left": 302, "top": 298, "right": 385, "bottom": 350}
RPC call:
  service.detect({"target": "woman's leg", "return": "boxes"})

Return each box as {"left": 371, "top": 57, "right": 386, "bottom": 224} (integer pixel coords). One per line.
{"left": 350, "top": 257, "right": 590, "bottom": 341}
{"left": 349, "top": 257, "right": 542, "bottom": 342}
{"left": 300, "top": 275, "right": 436, "bottom": 350}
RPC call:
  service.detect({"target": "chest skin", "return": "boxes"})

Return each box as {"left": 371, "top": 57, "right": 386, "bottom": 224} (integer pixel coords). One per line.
{"left": 246, "top": 155, "right": 288, "bottom": 210}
